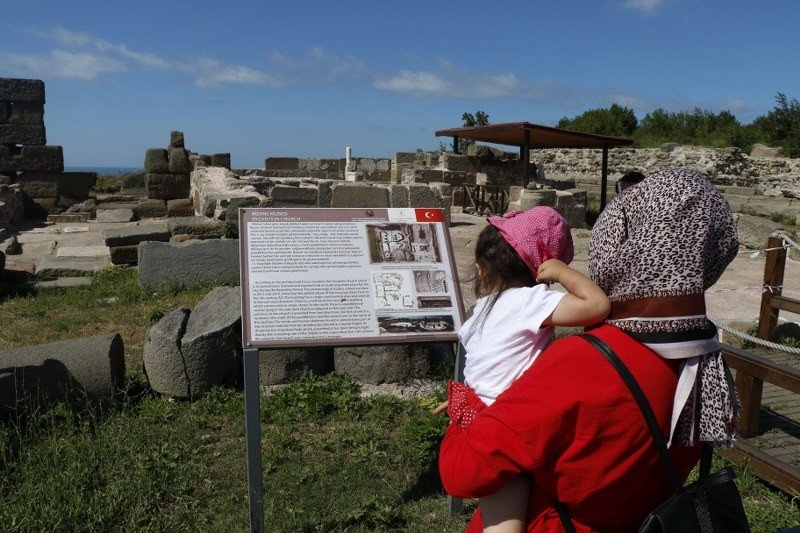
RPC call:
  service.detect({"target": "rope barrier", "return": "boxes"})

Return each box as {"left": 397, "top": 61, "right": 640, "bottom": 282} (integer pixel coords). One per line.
{"left": 774, "top": 232, "right": 800, "bottom": 253}
{"left": 712, "top": 320, "right": 800, "bottom": 356}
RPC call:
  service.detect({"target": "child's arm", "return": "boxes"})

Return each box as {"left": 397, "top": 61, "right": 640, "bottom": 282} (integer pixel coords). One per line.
{"left": 536, "top": 259, "right": 610, "bottom": 327}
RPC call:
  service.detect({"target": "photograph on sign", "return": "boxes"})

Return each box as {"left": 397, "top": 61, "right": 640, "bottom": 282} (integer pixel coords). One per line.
{"left": 239, "top": 208, "right": 465, "bottom": 348}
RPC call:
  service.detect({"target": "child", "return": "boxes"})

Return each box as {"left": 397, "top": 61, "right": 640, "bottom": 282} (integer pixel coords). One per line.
{"left": 435, "top": 206, "right": 610, "bottom": 533}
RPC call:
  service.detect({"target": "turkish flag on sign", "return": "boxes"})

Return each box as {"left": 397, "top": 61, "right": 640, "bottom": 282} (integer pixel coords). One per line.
{"left": 414, "top": 208, "right": 445, "bottom": 222}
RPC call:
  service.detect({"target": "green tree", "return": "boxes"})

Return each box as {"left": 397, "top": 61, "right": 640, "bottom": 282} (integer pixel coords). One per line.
{"left": 557, "top": 103, "right": 637, "bottom": 136}
{"left": 448, "top": 110, "right": 490, "bottom": 152}
{"left": 751, "top": 93, "right": 800, "bottom": 156}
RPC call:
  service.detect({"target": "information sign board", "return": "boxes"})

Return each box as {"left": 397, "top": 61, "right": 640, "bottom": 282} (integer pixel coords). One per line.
{"left": 239, "top": 207, "right": 466, "bottom": 348}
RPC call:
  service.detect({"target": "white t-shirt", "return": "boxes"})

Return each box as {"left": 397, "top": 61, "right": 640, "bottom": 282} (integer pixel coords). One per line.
{"left": 460, "top": 285, "right": 565, "bottom": 405}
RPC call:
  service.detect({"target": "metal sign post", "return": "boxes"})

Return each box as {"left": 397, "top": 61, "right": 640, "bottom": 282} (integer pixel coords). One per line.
{"left": 243, "top": 346, "right": 264, "bottom": 533}
{"left": 238, "top": 207, "right": 467, "bottom": 529}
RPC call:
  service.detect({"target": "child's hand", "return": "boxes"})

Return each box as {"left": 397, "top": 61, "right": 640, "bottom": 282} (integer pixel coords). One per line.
{"left": 432, "top": 400, "right": 449, "bottom": 415}
{"left": 536, "top": 259, "right": 569, "bottom": 284}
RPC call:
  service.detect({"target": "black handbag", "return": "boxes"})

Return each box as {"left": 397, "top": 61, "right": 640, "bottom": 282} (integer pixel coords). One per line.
{"left": 555, "top": 334, "right": 751, "bottom": 533}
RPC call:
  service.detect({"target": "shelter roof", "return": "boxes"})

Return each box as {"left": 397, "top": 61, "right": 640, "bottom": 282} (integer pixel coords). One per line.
{"left": 434, "top": 122, "right": 634, "bottom": 149}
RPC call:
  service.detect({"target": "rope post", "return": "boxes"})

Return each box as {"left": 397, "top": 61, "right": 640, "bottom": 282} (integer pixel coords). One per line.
{"left": 758, "top": 236, "right": 787, "bottom": 341}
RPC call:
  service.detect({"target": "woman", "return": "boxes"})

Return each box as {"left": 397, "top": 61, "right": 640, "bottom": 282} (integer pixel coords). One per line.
{"left": 438, "top": 167, "right": 740, "bottom": 532}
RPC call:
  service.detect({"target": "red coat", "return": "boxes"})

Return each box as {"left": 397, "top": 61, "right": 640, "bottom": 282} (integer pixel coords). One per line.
{"left": 439, "top": 324, "right": 701, "bottom": 532}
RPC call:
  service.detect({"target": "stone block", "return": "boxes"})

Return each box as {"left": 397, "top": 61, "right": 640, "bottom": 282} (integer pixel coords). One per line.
{"left": 168, "top": 147, "right": 191, "bottom": 174}
{"left": 225, "top": 196, "right": 261, "bottom": 222}
{"left": 723, "top": 194, "right": 748, "bottom": 213}
{"left": 319, "top": 158, "right": 341, "bottom": 173}
{"left": 259, "top": 347, "right": 334, "bottom": 385}
{"left": 145, "top": 148, "right": 169, "bottom": 173}
{"left": 0, "top": 333, "right": 125, "bottom": 411}
{"left": 47, "top": 213, "right": 89, "bottom": 223}
{"left": 7, "top": 102, "right": 44, "bottom": 125}
{"left": 0, "top": 102, "right": 7, "bottom": 123}
{"left": 330, "top": 183, "right": 389, "bottom": 208}
{"left": 408, "top": 184, "right": 438, "bottom": 207}
{"left": 441, "top": 152, "right": 477, "bottom": 172}
{"left": 565, "top": 188, "right": 588, "bottom": 205}
{"left": 96, "top": 208, "right": 135, "bottom": 223}
{"left": 142, "top": 308, "right": 191, "bottom": 397}
{"left": 741, "top": 196, "right": 791, "bottom": 218}
{"left": 0, "top": 124, "right": 46, "bottom": 145}
{"left": 133, "top": 198, "right": 167, "bottom": 219}
{"left": 317, "top": 180, "right": 333, "bottom": 208}
{"left": 109, "top": 245, "right": 139, "bottom": 265}
{"left": 425, "top": 152, "right": 440, "bottom": 167}
{"left": 167, "top": 198, "right": 194, "bottom": 217}
{"left": 724, "top": 186, "right": 757, "bottom": 197}
{"left": 735, "top": 213, "right": 785, "bottom": 249}
{"left": 16, "top": 173, "right": 60, "bottom": 198}
{"left": 17, "top": 145, "right": 63, "bottom": 173}
{"left": 518, "top": 189, "right": 557, "bottom": 210}
{"left": 146, "top": 173, "right": 190, "bottom": 200}
{"left": 210, "top": 153, "right": 231, "bottom": 169}
{"left": 395, "top": 152, "right": 418, "bottom": 165}
{"left": 390, "top": 184, "right": 409, "bottom": 207}
{"left": 59, "top": 171, "right": 95, "bottom": 199}
{"left": 122, "top": 170, "right": 146, "bottom": 189}
{"left": 169, "top": 130, "right": 185, "bottom": 148}
{"left": 103, "top": 222, "right": 170, "bottom": 247}
{"left": 137, "top": 238, "right": 240, "bottom": 291}
{"left": 0, "top": 145, "right": 15, "bottom": 172}
{"left": 270, "top": 184, "right": 318, "bottom": 207}
{"left": 413, "top": 169, "right": 444, "bottom": 183}
{"left": 167, "top": 216, "right": 224, "bottom": 238}
{"left": 264, "top": 157, "right": 300, "bottom": 170}
{"left": 333, "top": 343, "right": 450, "bottom": 384}
{"left": 0, "top": 78, "right": 45, "bottom": 103}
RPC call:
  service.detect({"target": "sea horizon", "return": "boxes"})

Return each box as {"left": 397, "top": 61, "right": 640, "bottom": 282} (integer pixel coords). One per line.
{"left": 65, "top": 166, "right": 143, "bottom": 175}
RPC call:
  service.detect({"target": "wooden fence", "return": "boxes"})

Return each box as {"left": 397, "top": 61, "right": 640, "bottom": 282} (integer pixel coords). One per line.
{"left": 722, "top": 234, "right": 800, "bottom": 497}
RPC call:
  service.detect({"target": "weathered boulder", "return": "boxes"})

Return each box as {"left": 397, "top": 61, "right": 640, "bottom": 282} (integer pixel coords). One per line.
{"left": 750, "top": 143, "right": 784, "bottom": 158}
{"left": 0, "top": 184, "right": 24, "bottom": 224}
{"left": 143, "top": 288, "right": 243, "bottom": 399}
{"left": 143, "top": 308, "right": 191, "bottom": 398}
{"left": 0, "top": 333, "right": 125, "bottom": 410}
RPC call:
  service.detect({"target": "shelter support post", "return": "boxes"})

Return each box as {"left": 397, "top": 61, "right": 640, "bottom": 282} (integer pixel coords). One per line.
{"left": 522, "top": 130, "right": 531, "bottom": 188}
{"left": 600, "top": 147, "right": 609, "bottom": 211}
{"left": 453, "top": 136, "right": 460, "bottom": 154}
{"left": 244, "top": 347, "right": 264, "bottom": 533}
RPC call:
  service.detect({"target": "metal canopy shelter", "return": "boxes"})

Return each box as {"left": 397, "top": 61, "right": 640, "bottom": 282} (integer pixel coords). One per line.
{"left": 435, "top": 122, "right": 634, "bottom": 209}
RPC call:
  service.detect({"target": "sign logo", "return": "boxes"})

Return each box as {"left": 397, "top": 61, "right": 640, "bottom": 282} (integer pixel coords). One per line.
{"left": 414, "top": 208, "right": 444, "bottom": 222}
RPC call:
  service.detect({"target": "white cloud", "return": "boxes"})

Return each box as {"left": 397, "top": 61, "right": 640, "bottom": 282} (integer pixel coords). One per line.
{"left": 0, "top": 49, "right": 125, "bottom": 80}
{"left": 620, "top": 0, "right": 665, "bottom": 13}
{"left": 184, "top": 57, "right": 284, "bottom": 89}
{"left": 266, "top": 46, "right": 368, "bottom": 83}
{"left": 374, "top": 70, "right": 451, "bottom": 96}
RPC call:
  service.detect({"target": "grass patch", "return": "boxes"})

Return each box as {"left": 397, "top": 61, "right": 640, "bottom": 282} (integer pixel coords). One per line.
{"left": 0, "top": 266, "right": 214, "bottom": 367}
{"left": 1, "top": 268, "right": 799, "bottom": 530}
{"left": 94, "top": 174, "right": 124, "bottom": 194}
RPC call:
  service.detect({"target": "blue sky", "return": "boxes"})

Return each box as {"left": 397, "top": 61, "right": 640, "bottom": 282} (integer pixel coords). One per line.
{"left": 0, "top": 0, "right": 795, "bottom": 167}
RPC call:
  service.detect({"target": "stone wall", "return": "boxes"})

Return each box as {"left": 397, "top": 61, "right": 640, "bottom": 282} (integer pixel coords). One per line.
{"left": 531, "top": 145, "right": 800, "bottom": 198}
{"left": 0, "top": 77, "right": 95, "bottom": 221}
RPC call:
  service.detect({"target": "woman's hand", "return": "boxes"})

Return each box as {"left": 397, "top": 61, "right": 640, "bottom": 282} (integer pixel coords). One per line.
{"left": 433, "top": 400, "right": 449, "bottom": 415}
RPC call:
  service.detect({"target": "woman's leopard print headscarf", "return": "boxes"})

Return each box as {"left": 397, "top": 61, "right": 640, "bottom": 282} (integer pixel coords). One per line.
{"left": 589, "top": 167, "right": 740, "bottom": 447}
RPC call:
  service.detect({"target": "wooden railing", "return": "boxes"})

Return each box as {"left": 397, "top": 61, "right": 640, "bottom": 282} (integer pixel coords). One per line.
{"left": 462, "top": 185, "right": 509, "bottom": 216}
{"left": 720, "top": 234, "right": 800, "bottom": 496}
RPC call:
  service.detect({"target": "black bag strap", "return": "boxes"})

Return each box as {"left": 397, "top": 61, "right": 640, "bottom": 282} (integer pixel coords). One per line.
{"left": 581, "top": 333, "right": 685, "bottom": 492}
